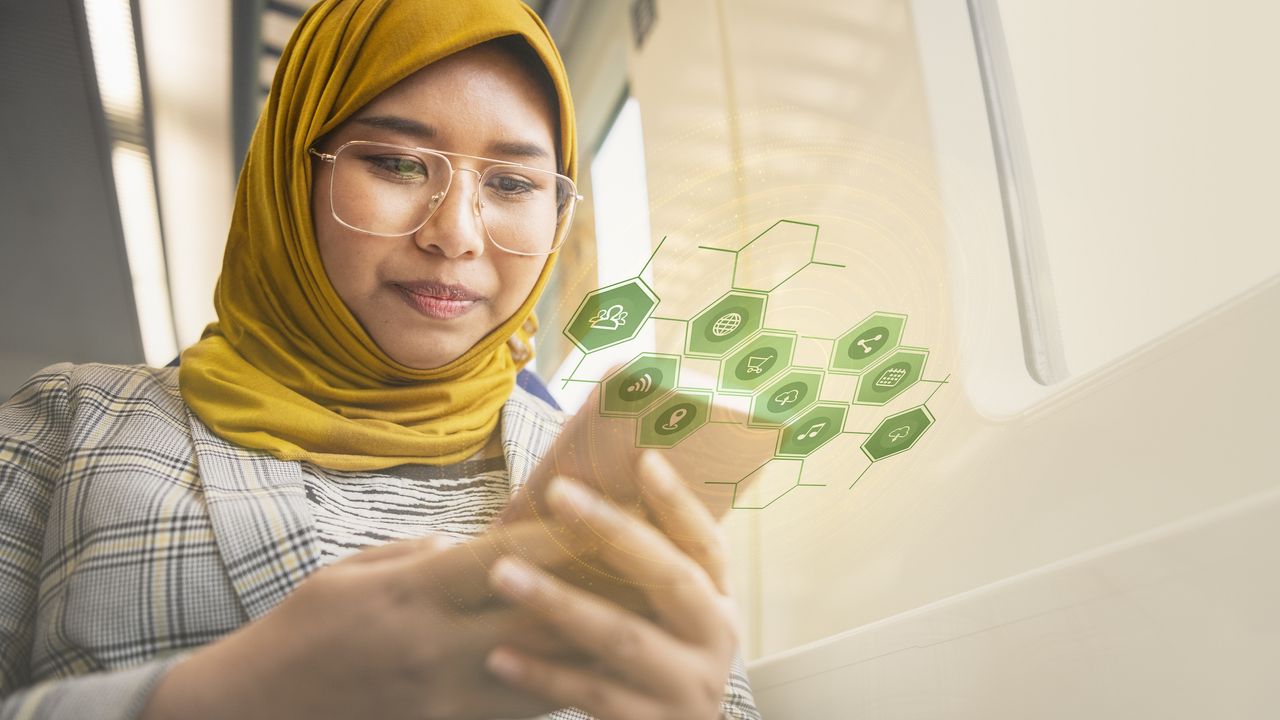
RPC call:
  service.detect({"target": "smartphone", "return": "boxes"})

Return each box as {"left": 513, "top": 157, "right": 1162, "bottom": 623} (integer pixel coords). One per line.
{"left": 494, "top": 382, "right": 777, "bottom": 612}
{"left": 499, "top": 382, "right": 776, "bottom": 525}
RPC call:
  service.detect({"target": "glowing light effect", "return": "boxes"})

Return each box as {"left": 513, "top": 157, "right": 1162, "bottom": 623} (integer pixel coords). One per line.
{"left": 112, "top": 146, "right": 177, "bottom": 364}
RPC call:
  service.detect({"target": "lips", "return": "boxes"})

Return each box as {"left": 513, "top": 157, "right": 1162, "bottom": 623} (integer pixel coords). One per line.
{"left": 394, "top": 280, "right": 484, "bottom": 320}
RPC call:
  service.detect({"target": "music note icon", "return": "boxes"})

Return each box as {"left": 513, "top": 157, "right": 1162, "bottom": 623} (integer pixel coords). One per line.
{"left": 795, "top": 420, "right": 827, "bottom": 441}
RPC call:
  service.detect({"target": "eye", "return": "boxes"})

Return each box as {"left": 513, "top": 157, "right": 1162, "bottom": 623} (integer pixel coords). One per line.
{"left": 362, "top": 154, "right": 428, "bottom": 181}
{"left": 485, "top": 172, "right": 538, "bottom": 197}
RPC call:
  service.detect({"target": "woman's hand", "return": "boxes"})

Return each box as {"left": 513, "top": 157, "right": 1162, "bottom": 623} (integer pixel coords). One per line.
{"left": 142, "top": 522, "right": 585, "bottom": 720}
{"left": 485, "top": 452, "right": 739, "bottom": 720}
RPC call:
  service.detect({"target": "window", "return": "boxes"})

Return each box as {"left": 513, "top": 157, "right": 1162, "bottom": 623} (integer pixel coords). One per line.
{"left": 548, "top": 96, "right": 656, "bottom": 411}
{"left": 590, "top": 97, "right": 655, "bottom": 290}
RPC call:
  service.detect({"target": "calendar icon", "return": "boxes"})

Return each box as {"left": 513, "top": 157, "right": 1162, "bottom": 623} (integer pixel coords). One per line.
{"left": 875, "top": 365, "right": 909, "bottom": 389}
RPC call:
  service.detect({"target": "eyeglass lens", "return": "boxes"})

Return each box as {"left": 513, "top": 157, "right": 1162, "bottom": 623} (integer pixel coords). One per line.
{"left": 328, "top": 142, "right": 575, "bottom": 255}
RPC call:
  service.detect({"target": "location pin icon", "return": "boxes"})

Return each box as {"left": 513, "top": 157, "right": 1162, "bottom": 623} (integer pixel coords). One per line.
{"left": 662, "top": 407, "right": 688, "bottom": 430}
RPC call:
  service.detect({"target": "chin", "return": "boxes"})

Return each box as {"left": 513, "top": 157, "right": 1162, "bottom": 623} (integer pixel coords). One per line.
{"left": 397, "top": 351, "right": 456, "bottom": 371}
{"left": 372, "top": 317, "right": 488, "bottom": 370}
{"left": 388, "top": 340, "right": 468, "bottom": 371}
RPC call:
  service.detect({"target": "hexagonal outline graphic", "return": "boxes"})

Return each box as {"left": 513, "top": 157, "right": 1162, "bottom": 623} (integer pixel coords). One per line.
{"left": 696, "top": 219, "right": 846, "bottom": 293}
{"left": 719, "top": 458, "right": 805, "bottom": 510}
{"left": 748, "top": 367, "right": 825, "bottom": 428}
{"left": 775, "top": 401, "right": 849, "bottom": 459}
{"left": 599, "top": 353, "right": 682, "bottom": 417}
{"left": 636, "top": 388, "right": 714, "bottom": 449}
{"left": 716, "top": 329, "right": 798, "bottom": 396}
{"left": 684, "top": 290, "right": 768, "bottom": 358}
{"left": 861, "top": 405, "right": 935, "bottom": 462}
{"left": 730, "top": 219, "right": 821, "bottom": 292}
{"left": 853, "top": 346, "right": 929, "bottom": 406}
{"left": 563, "top": 277, "right": 660, "bottom": 353}
{"left": 829, "top": 311, "right": 908, "bottom": 375}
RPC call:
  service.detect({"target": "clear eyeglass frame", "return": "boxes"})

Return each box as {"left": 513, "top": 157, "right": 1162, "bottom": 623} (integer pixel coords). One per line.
{"left": 309, "top": 140, "right": 583, "bottom": 257}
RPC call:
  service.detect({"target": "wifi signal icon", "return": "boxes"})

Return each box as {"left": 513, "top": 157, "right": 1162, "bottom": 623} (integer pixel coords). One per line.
{"left": 620, "top": 368, "right": 660, "bottom": 401}
{"left": 628, "top": 372, "right": 653, "bottom": 394}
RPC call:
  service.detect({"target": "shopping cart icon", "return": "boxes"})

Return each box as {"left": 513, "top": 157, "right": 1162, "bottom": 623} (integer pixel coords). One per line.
{"left": 745, "top": 354, "right": 772, "bottom": 375}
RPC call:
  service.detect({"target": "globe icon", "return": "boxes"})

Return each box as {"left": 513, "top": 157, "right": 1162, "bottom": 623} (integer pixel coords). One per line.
{"left": 712, "top": 311, "right": 743, "bottom": 338}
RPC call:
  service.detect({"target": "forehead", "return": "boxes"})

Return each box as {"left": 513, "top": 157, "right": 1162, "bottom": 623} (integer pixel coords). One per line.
{"left": 381, "top": 41, "right": 551, "bottom": 100}
{"left": 347, "top": 42, "right": 559, "bottom": 158}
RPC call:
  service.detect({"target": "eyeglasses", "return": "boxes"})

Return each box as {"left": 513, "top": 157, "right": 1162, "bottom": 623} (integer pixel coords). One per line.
{"left": 309, "top": 140, "right": 581, "bottom": 256}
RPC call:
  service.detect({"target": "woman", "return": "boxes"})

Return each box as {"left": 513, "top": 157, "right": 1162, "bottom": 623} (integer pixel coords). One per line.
{"left": 0, "top": 1, "right": 758, "bottom": 718}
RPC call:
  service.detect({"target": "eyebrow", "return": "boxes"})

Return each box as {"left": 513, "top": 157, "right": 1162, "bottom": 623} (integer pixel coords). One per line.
{"left": 487, "top": 140, "right": 551, "bottom": 162}
{"left": 351, "top": 115, "right": 436, "bottom": 140}
{"left": 351, "top": 114, "right": 551, "bottom": 162}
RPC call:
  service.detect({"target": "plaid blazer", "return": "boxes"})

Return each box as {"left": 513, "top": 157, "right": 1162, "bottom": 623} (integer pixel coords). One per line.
{"left": 0, "top": 363, "right": 758, "bottom": 720}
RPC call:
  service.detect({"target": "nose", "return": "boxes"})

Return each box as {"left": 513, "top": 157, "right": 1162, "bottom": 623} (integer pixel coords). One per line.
{"left": 412, "top": 167, "right": 486, "bottom": 258}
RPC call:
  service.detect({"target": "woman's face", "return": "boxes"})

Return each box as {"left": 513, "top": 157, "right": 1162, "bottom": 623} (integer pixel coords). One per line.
{"left": 312, "top": 42, "right": 558, "bottom": 370}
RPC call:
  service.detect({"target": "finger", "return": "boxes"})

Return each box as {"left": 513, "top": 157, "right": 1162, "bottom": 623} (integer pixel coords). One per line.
{"left": 636, "top": 450, "right": 731, "bottom": 593}
{"left": 541, "top": 560, "right": 656, "bottom": 618}
{"left": 490, "top": 556, "right": 695, "bottom": 692}
{"left": 547, "top": 477, "right": 730, "bottom": 645}
{"left": 487, "top": 646, "right": 661, "bottom": 720}
{"left": 459, "top": 605, "right": 593, "bottom": 663}
{"left": 415, "top": 520, "right": 585, "bottom": 609}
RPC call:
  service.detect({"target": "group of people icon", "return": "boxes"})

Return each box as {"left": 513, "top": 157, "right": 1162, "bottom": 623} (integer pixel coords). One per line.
{"left": 588, "top": 303, "right": 629, "bottom": 331}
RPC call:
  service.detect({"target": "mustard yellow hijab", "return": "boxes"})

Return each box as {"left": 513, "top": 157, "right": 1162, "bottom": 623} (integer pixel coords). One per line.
{"left": 179, "top": 0, "right": 577, "bottom": 471}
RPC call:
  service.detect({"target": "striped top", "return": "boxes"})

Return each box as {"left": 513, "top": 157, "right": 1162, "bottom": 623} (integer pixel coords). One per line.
{"left": 301, "top": 438, "right": 510, "bottom": 565}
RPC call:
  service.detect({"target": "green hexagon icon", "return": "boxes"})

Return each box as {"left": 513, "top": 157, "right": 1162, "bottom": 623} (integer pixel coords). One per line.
{"left": 749, "top": 368, "right": 823, "bottom": 427}
{"left": 600, "top": 353, "right": 680, "bottom": 417}
{"left": 830, "top": 311, "right": 907, "bottom": 374}
{"left": 718, "top": 330, "right": 796, "bottom": 395}
{"left": 853, "top": 347, "right": 928, "bottom": 406}
{"left": 637, "top": 389, "right": 713, "bottom": 448}
{"left": 862, "top": 406, "right": 934, "bottom": 461}
{"left": 776, "top": 402, "right": 848, "bottom": 458}
{"left": 685, "top": 290, "right": 767, "bottom": 358}
{"left": 564, "top": 278, "right": 659, "bottom": 353}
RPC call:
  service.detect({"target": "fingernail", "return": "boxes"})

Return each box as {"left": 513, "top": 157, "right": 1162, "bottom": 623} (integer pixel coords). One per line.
{"left": 487, "top": 648, "right": 523, "bottom": 680}
{"left": 549, "top": 477, "right": 598, "bottom": 516}
{"left": 491, "top": 558, "right": 537, "bottom": 596}
{"left": 641, "top": 451, "right": 677, "bottom": 492}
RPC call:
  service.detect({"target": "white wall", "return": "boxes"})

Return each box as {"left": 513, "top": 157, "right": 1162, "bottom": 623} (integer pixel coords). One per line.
{"left": 624, "top": 0, "right": 1280, "bottom": 670}
{"left": 993, "top": 0, "right": 1280, "bottom": 380}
